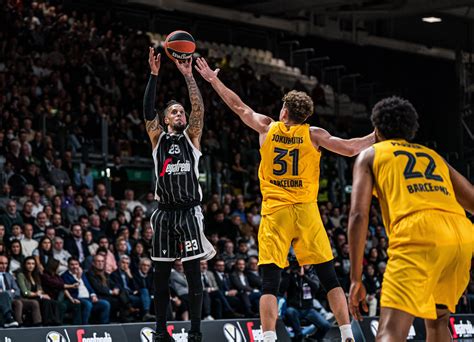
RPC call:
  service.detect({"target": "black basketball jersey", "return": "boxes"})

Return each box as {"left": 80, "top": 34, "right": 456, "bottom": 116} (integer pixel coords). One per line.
{"left": 153, "top": 131, "right": 202, "bottom": 207}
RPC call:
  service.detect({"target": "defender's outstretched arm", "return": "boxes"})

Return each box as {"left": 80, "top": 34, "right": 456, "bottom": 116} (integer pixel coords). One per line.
{"left": 310, "top": 127, "right": 376, "bottom": 157}
{"left": 195, "top": 57, "right": 272, "bottom": 135}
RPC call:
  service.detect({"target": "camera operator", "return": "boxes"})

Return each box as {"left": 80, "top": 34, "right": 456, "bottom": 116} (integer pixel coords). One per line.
{"left": 280, "top": 261, "right": 332, "bottom": 341}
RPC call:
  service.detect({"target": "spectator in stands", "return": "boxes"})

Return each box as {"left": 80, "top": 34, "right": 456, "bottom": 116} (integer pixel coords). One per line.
{"left": 362, "top": 264, "right": 381, "bottom": 317}
{"left": 86, "top": 254, "right": 133, "bottom": 322}
{"left": 52, "top": 237, "right": 71, "bottom": 275}
{"left": 139, "top": 225, "right": 153, "bottom": 256}
{"left": 0, "top": 256, "right": 19, "bottom": 327}
{"left": 124, "top": 189, "right": 146, "bottom": 214}
{"left": 230, "top": 258, "right": 260, "bottom": 316}
{"left": 65, "top": 193, "right": 88, "bottom": 225}
{"left": 111, "top": 255, "right": 152, "bottom": 320}
{"left": 32, "top": 236, "right": 53, "bottom": 274}
{"left": 169, "top": 261, "right": 190, "bottom": 316}
{"left": 221, "top": 240, "right": 237, "bottom": 271}
{"left": 32, "top": 211, "right": 49, "bottom": 240}
{"left": 133, "top": 257, "right": 154, "bottom": 311}
{"left": 88, "top": 214, "right": 104, "bottom": 242}
{"left": 9, "top": 224, "right": 23, "bottom": 243}
{"left": 49, "top": 158, "right": 71, "bottom": 192}
{"left": 21, "top": 200, "right": 36, "bottom": 226}
{"left": 235, "top": 239, "right": 250, "bottom": 261}
{"left": 0, "top": 200, "right": 23, "bottom": 236}
{"left": 115, "top": 236, "right": 130, "bottom": 260}
{"left": 334, "top": 242, "right": 351, "bottom": 291}
{"left": 110, "top": 156, "right": 128, "bottom": 199}
{"left": 17, "top": 256, "right": 62, "bottom": 325}
{"left": 213, "top": 259, "right": 242, "bottom": 315}
{"left": 84, "top": 230, "right": 99, "bottom": 255}
{"left": 93, "top": 184, "right": 108, "bottom": 209}
{"left": 97, "top": 237, "right": 117, "bottom": 274}
{"left": 106, "top": 196, "right": 118, "bottom": 220}
{"left": 62, "top": 257, "right": 111, "bottom": 324}
{"left": 8, "top": 240, "right": 24, "bottom": 274}
{"left": 51, "top": 213, "right": 69, "bottom": 238}
{"left": 143, "top": 191, "right": 158, "bottom": 216}
{"left": 246, "top": 256, "right": 262, "bottom": 290}
{"left": 64, "top": 223, "right": 90, "bottom": 264}
{"left": 281, "top": 264, "right": 331, "bottom": 341}
{"left": 45, "top": 227, "right": 56, "bottom": 242}
{"left": 0, "top": 226, "right": 6, "bottom": 246}
{"left": 41, "top": 259, "right": 81, "bottom": 324}
{"left": 202, "top": 259, "right": 243, "bottom": 319}
{"left": 130, "top": 241, "right": 147, "bottom": 272}
{"left": 21, "top": 224, "right": 38, "bottom": 257}
{"left": 31, "top": 192, "right": 44, "bottom": 217}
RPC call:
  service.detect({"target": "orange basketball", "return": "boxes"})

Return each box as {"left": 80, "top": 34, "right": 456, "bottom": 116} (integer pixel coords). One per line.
{"left": 164, "top": 30, "right": 196, "bottom": 61}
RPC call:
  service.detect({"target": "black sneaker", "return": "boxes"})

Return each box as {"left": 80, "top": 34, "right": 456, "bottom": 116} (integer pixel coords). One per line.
{"left": 188, "top": 331, "right": 202, "bottom": 342}
{"left": 154, "top": 332, "right": 175, "bottom": 342}
{"left": 4, "top": 318, "right": 19, "bottom": 328}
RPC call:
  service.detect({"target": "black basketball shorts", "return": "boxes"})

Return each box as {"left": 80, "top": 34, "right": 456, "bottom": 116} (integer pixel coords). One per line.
{"left": 149, "top": 205, "right": 216, "bottom": 262}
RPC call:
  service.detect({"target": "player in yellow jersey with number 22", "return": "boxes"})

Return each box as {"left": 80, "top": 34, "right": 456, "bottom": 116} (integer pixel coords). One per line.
{"left": 348, "top": 96, "right": 474, "bottom": 342}
{"left": 195, "top": 57, "right": 375, "bottom": 342}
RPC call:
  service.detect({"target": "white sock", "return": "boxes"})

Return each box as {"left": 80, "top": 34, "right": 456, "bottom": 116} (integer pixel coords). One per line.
{"left": 340, "top": 324, "right": 354, "bottom": 341}
{"left": 263, "top": 330, "right": 277, "bottom": 342}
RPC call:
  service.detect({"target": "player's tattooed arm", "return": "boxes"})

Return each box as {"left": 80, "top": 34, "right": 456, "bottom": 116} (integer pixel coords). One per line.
{"left": 175, "top": 58, "right": 204, "bottom": 148}
{"left": 194, "top": 57, "right": 273, "bottom": 135}
{"left": 184, "top": 73, "right": 204, "bottom": 141}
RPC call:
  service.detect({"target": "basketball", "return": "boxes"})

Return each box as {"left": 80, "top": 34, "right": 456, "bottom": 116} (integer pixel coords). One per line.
{"left": 164, "top": 30, "right": 196, "bottom": 61}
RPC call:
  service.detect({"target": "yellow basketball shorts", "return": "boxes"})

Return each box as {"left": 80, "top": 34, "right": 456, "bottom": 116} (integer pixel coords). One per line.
{"left": 258, "top": 202, "right": 334, "bottom": 269}
{"left": 381, "top": 210, "right": 473, "bottom": 320}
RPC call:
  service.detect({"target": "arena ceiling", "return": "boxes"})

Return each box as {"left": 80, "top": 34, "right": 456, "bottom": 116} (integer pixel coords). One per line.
{"left": 124, "top": 0, "right": 474, "bottom": 58}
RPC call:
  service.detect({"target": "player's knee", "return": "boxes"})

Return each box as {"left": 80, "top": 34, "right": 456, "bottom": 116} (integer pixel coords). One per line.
{"left": 313, "top": 259, "right": 340, "bottom": 292}
{"left": 261, "top": 263, "right": 282, "bottom": 296}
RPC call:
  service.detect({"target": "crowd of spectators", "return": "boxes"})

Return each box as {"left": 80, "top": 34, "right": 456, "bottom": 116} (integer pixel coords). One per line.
{"left": 0, "top": 0, "right": 472, "bottom": 336}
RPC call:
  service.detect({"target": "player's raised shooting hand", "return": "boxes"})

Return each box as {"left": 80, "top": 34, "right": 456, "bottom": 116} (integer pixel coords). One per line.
{"left": 175, "top": 57, "right": 193, "bottom": 76}
{"left": 195, "top": 57, "right": 220, "bottom": 83}
{"left": 148, "top": 47, "right": 161, "bottom": 76}
{"left": 349, "top": 281, "right": 368, "bottom": 321}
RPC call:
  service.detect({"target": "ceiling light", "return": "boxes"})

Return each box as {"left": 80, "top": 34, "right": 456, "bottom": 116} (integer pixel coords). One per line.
{"left": 422, "top": 17, "right": 442, "bottom": 23}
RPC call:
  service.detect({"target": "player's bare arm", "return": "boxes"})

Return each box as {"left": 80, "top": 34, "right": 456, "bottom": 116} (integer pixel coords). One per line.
{"left": 310, "top": 127, "right": 376, "bottom": 157}
{"left": 195, "top": 57, "right": 273, "bottom": 144}
{"left": 174, "top": 57, "right": 205, "bottom": 150}
{"left": 347, "top": 147, "right": 374, "bottom": 320}
{"left": 447, "top": 163, "right": 474, "bottom": 214}
{"left": 144, "top": 47, "right": 164, "bottom": 150}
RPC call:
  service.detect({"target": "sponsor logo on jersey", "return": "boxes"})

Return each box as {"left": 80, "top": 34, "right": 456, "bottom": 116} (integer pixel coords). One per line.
{"left": 160, "top": 158, "right": 191, "bottom": 176}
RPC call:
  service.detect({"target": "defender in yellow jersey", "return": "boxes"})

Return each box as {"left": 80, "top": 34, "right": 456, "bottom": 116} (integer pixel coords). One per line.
{"left": 196, "top": 57, "right": 375, "bottom": 342}
{"left": 348, "top": 96, "right": 474, "bottom": 342}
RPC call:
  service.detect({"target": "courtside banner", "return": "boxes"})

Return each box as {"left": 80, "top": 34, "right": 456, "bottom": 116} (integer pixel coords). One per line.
{"left": 0, "top": 319, "right": 290, "bottom": 342}
{"left": 352, "top": 314, "right": 474, "bottom": 341}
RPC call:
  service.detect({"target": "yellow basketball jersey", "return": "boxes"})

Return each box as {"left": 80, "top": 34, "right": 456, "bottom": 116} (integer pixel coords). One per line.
{"left": 372, "top": 139, "right": 466, "bottom": 234}
{"left": 259, "top": 122, "right": 321, "bottom": 215}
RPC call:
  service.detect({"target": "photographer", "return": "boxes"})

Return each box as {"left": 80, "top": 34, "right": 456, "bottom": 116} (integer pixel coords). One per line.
{"left": 280, "top": 262, "right": 332, "bottom": 341}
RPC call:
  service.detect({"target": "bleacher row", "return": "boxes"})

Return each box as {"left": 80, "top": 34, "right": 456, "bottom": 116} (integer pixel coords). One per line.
{"left": 147, "top": 32, "right": 369, "bottom": 118}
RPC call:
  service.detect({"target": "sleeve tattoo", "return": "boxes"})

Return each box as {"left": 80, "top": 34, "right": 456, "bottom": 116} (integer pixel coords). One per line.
{"left": 184, "top": 74, "right": 204, "bottom": 138}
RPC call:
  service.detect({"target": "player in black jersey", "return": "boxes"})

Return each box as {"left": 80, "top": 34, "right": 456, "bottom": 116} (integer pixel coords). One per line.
{"left": 144, "top": 47, "right": 215, "bottom": 342}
